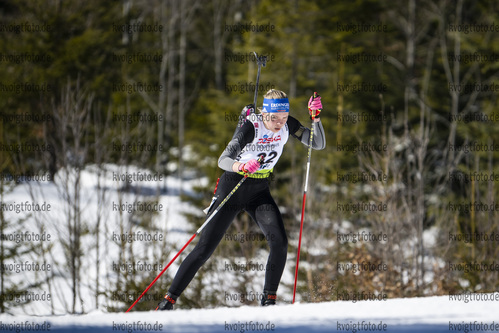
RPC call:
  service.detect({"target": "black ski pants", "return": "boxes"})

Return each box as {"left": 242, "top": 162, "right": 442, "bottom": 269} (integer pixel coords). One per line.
{"left": 168, "top": 171, "right": 288, "bottom": 296}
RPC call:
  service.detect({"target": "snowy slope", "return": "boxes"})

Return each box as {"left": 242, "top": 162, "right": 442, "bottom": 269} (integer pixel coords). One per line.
{"left": 3, "top": 164, "right": 499, "bottom": 332}
{"left": 1, "top": 164, "right": 208, "bottom": 316}
{"left": 1, "top": 294, "right": 499, "bottom": 332}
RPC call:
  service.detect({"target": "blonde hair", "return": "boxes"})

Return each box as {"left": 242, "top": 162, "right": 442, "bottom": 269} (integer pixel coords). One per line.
{"left": 258, "top": 89, "right": 287, "bottom": 113}
{"left": 264, "top": 89, "right": 287, "bottom": 99}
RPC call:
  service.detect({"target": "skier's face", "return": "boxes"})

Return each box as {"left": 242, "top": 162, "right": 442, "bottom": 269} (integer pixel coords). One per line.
{"left": 263, "top": 112, "right": 288, "bottom": 133}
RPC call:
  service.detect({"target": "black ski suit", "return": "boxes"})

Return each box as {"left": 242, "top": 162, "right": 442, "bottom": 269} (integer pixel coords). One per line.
{"left": 168, "top": 114, "right": 325, "bottom": 297}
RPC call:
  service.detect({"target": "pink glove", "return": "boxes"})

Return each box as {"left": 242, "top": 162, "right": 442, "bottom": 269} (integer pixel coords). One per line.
{"left": 308, "top": 92, "right": 322, "bottom": 119}
{"left": 238, "top": 159, "right": 260, "bottom": 174}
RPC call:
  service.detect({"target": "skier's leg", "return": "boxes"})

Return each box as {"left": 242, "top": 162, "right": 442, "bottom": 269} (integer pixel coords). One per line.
{"left": 246, "top": 188, "right": 288, "bottom": 303}
{"left": 167, "top": 206, "right": 239, "bottom": 297}
{"left": 167, "top": 173, "right": 244, "bottom": 298}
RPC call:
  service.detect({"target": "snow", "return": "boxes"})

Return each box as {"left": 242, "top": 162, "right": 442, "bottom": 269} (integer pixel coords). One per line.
{"left": 1, "top": 294, "right": 499, "bottom": 332}
{"left": 1, "top": 164, "right": 204, "bottom": 316}
{"left": 3, "top": 164, "right": 499, "bottom": 331}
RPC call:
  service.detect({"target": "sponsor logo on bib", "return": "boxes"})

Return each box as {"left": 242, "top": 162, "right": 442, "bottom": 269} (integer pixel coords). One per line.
{"left": 258, "top": 134, "right": 281, "bottom": 144}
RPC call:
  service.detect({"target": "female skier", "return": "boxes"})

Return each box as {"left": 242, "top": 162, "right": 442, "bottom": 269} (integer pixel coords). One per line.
{"left": 157, "top": 89, "right": 326, "bottom": 310}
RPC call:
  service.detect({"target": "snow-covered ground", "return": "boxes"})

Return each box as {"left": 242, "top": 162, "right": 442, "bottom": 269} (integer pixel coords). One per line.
{"left": 1, "top": 294, "right": 499, "bottom": 332}
{"left": 2, "top": 163, "right": 499, "bottom": 332}
{"left": 1, "top": 164, "right": 209, "bottom": 315}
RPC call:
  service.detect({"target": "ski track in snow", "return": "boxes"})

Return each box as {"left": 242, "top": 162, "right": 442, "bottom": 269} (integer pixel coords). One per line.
{"left": 1, "top": 294, "right": 499, "bottom": 332}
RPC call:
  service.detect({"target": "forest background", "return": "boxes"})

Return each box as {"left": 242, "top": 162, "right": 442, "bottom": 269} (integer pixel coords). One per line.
{"left": 0, "top": 0, "right": 498, "bottom": 314}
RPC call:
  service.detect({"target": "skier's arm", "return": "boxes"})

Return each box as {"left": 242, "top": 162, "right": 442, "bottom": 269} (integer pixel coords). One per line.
{"left": 287, "top": 116, "right": 326, "bottom": 150}
{"left": 218, "top": 120, "right": 255, "bottom": 172}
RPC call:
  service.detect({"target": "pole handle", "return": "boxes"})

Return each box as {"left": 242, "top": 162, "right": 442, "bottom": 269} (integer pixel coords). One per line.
{"left": 252, "top": 51, "right": 267, "bottom": 110}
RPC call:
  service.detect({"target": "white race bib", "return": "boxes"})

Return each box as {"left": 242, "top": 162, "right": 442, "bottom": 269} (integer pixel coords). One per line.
{"left": 235, "top": 113, "right": 289, "bottom": 174}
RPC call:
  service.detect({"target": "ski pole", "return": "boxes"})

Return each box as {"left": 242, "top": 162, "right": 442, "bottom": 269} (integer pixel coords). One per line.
{"left": 126, "top": 176, "right": 246, "bottom": 312}
{"left": 253, "top": 51, "right": 267, "bottom": 108}
{"left": 126, "top": 159, "right": 262, "bottom": 312}
{"left": 292, "top": 93, "right": 319, "bottom": 304}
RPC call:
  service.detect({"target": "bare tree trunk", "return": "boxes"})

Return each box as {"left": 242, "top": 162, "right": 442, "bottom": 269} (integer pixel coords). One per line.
{"left": 213, "top": 0, "right": 238, "bottom": 89}
{"left": 48, "top": 79, "right": 92, "bottom": 313}
{"left": 439, "top": 0, "right": 463, "bottom": 167}
{"left": 157, "top": 0, "right": 169, "bottom": 178}
{"left": 415, "top": 33, "right": 437, "bottom": 295}
{"left": 213, "top": 0, "right": 225, "bottom": 91}
{"left": 337, "top": 43, "right": 345, "bottom": 145}
{"left": 288, "top": 0, "right": 299, "bottom": 98}
{"left": 179, "top": 0, "right": 187, "bottom": 196}
{"left": 403, "top": 0, "right": 418, "bottom": 291}
{"left": 92, "top": 104, "right": 112, "bottom": 309}
{"left": 166, "top": 0, "right": 177, "bottom": 164}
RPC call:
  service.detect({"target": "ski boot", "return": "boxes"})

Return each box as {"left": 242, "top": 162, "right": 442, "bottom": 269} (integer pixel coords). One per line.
{"left": 261, "top": 290, "right": 277, "bottom": 306}
{"left": 156, "top": 292, "right": 178, "bottom": 311}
